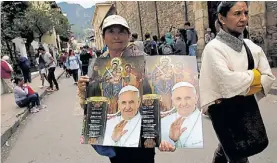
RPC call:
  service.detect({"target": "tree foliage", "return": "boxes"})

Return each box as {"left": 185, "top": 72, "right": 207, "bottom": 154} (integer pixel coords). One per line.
{"left": 51, "top": 10, "right": 71, "bottom": 38}
{"left": 24, "top": 3, "right": 55, "bottom": 42}
{"left": 1, "top": 1, "right": 29, "bottom": 41}
{"left": 1, "top": 1, "right": 71, "bottom": 48}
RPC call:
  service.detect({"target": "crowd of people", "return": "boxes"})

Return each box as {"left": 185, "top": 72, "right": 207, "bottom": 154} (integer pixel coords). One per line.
{"left": 112, "top": 21, "right": 200, "bottom": 56}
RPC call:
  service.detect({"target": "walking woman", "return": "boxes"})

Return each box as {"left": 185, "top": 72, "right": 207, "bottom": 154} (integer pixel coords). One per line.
{"left": 66, "top": 49, "right": 81, "bottom": 85}
{"left": 200, "top": 2, "right": 275, "bottom": 163}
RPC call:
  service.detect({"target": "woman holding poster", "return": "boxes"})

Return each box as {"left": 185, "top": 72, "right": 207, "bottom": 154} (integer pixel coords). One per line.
{"left": 77, "top": 15, "right": 173, "bottom": 163}
{"left": 200, "top": 2, "right": 275, "bottom": 163}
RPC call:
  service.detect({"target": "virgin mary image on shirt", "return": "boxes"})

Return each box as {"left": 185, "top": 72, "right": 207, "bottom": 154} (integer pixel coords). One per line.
{"left": 161, "top": 82, "right": 203, "bottom": 148}
{"left": 103, "top": 85, "right": 142, "bottom": 147}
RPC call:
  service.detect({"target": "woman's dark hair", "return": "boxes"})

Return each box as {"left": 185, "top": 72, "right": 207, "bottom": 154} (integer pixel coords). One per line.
{"left": 145, "top": 33, "right": 151, "bottom": 39}
{"left": 39, "top": 55, "right": 46, "bottom": 64}
{"left": 132, "top": 33, "right": 138, "bottom": 39}
{"left": 160, "top": 36, "right": 166, "bottom": 42}
{"left": 102, "top": 25, "right": 130, "bottom": 37}
{"left": 69, "top": 49, "right": 74, "bottom": 56}
{"left": 217, "top": 1, "right": 248, "bottom": 26}
{"left": 153, "top": 35, "right": 158, "bottom": 42}
{"left": 14, "top": 77, "right": 23, "bottom": 84}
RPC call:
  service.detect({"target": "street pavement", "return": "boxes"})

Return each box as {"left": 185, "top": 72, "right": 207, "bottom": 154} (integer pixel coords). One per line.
{"left": 2, "top": 72, "right": 277, "bottom": 163}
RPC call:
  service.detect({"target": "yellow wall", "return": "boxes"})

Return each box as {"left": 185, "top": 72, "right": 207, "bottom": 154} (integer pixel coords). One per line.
{"left": 41, "top": 27, "right": 58, "bottom": 48}
{"left": 92, "top": 4, "right": 112, "bottom": 50}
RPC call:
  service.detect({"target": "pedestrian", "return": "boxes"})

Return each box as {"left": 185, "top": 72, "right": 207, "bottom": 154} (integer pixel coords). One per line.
{"left": 36, "top": 52, "right": 48, "bottom": 88}
{"left": 1, "top": 55, "right": 14, "bottom": 93}
{"left": 77, "top": 15, "right": 174, "bottom": 163}
{"left": 66, "top": 49, "right": 81, "bottom": 85}
{"left": 204, "top": 28, "right": 215, "bottom": 44}
{"left": 185, "top": 21, "right": 198, "bottom": 56}
{"left": 79, "top": 46, "right": 92, "bottom": 76}
{"left": 131, "top": 33, "right": 144, "bottom": 52}
{"left": 38, "top": 47, "right": 59, "bottom": 92}
{"left": 159, "top": 33, "right": 174, "bottom": 55}
{"left": 199, "top": 2, "right": 275, "bottom": 163}
{"left": 174, "top": 32, "right": 187, "bottom": 55}
{"left": 18, "top": 55, "right": 31, "bottom": 84}
{"left": 13, "top": 77, "right": 46, "bottom": 113}
{"left": 143, "top": 33, "right": 158, "bottom": 55}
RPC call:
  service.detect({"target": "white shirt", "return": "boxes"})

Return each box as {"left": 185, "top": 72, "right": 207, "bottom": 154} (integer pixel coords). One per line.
{"left": 161, "top": 109, "right": 203, "bottom": 148}
{"left": 134, "top": 40, "right": 144, "bottom": 52}
{"left": 68, "top": 56, "right": 80, "bottom": 70}
{"left": 43, "top": 52, "right": 56, "bottom": 68}
{"left": 199, "top": 39, "right": 275, "bottom": 112}
{"left": 103, "top": 112, "right": 141, "bottom": 147}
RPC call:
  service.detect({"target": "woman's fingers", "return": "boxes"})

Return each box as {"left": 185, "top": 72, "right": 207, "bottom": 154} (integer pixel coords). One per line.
{"left": 159, "top": 141, "right": 176, "bottom": 152}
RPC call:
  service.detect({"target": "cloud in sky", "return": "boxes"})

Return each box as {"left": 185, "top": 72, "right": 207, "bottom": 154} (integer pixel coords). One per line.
{"left": 55, "top": 0, "right": 106, "bottom": 8}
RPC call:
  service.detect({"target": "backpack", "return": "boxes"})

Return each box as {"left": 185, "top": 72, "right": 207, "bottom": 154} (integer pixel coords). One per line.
{"left": 144, "top": 40, "right": 157, "bottom": 55}
{"left": 19, "top": 57, "right": 31, "bottom": 71}
{"left": 162, "top": 43, "right": 173, "bottom": 55}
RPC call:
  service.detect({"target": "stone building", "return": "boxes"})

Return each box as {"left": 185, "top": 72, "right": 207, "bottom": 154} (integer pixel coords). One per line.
{"left": 92, "top": 2, "right": 116, "bottom": 50}
{"left": 115, "top": 1, "right": 277, "bottom": 66}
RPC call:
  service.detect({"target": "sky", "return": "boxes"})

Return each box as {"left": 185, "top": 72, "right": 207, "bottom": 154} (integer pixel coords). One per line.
{"left": 55, "top": 0, "right": 105, "bottom": 8}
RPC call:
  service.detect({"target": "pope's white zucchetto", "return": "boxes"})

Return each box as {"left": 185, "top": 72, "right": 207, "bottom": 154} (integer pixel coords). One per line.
{"left": 172, "top": 82, "right": 196, "bottom": 92}
{"left": 119, "top": 85, "right": 139, "bottom": 97}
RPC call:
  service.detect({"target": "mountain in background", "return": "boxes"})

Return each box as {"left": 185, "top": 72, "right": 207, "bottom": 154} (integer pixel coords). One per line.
{"left": 57, "top": 2, "right": 95, "bottom": 41}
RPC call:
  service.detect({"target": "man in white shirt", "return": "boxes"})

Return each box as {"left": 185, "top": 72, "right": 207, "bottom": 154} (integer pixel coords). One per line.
{"left": 38, "top": 47, "right": 59, "bottom": 91}
{"left": 103, "top": 85, "right": 142, "bottom": 147}
{"left": 161, "top": 82, "right": 203, "bottom": 148}
{"left": 131, "top": 33, "right": 144, "bottom": 52}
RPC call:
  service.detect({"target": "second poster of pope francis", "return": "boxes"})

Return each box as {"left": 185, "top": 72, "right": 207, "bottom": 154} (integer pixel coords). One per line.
{"left": 161, "top": 82, "right": 203, "bottom": 148}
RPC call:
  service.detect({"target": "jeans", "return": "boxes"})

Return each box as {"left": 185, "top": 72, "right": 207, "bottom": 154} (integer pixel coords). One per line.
{"left": 16, "top": 93, "right": 40, "bottom": 109}
{"left": 189, "top": 44, "right": 197, "bottom": 56}
{"left": 212, "top": 144, "right": 249, "bottom": 163}
{"left": 48, "top": 67, "right": 59, "bottom": 89}
{"left": 22, "top": 70, "right": 31, "bottom": 83}
{"left": 71, "top": 69, "right": 79, "bottom": 82}
{"left": 81, "top": 66, "right": 88, "bottom": 76}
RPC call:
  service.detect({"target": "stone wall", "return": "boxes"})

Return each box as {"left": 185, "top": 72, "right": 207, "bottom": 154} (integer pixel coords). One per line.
{"left": 193, "top": 2, "right": 209, "bottom": 58}
{"left": 187, "top": 1, "right": 195, "bottom": 26}
{"left": 116, "top": 2, "right": 142, "bottom": 39}
{"left": 139, "top": 2, "right": 159, "bottom": 39}
{"left": 248, "top": 2, "right": 267, "bottom": 54}
{"left": 156, "top": 1, "right": 185, "bottom": 36}
{"left": 266, "top": 1, "right": 277, "bottom": 66}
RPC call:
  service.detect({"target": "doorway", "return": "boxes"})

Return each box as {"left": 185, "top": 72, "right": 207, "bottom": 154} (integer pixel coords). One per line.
{"left": 207, "top": 1, "right": 221, "bottom": 34}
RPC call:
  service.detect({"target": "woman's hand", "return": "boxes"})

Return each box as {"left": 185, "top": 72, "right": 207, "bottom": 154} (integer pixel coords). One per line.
{"left": 159, "top": 141, "right": 176, "bottom": 152}
{"left": 77, "top": 76, "right": 89, "bottom": 106}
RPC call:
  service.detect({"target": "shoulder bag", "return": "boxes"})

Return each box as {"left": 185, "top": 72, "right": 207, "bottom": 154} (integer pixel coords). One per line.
{"left": 207, "top": 41, "right": 269, "bottom": 160}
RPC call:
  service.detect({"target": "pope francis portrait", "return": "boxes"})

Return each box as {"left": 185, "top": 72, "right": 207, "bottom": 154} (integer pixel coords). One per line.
{"left": 103, "top": 85, "right": 142, "bottom": 147}
{"left": 161, "top": 82, "right": 203, "bottom": 148}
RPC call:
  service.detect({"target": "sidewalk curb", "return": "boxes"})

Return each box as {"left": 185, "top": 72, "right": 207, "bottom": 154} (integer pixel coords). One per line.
{"left": 1, "top": 70, "right": 65, "bottom": 147}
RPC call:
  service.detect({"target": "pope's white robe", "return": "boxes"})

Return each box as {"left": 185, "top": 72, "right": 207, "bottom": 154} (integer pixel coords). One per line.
{"left": 161, "top": 109, "right": 203, "bottom": 148}
{"left": 103, "top": 112, "right": 141, "bottom": 147}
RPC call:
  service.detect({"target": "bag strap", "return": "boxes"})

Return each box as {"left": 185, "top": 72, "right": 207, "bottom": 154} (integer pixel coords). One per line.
{"left": 243, "top": 41, "right": 255, "bottom": 70}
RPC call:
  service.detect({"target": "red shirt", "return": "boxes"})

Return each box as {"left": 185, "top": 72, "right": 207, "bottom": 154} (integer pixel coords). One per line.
{"left": 26, "top": 86, "right": 35, "bottom": 95}
{"left": 1, "top": 60, "right": 12, "bottom": 79}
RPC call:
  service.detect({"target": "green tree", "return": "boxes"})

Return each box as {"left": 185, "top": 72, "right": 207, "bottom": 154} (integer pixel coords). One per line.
{"left": 51, "top": 10, "right": 71, "bottom": 39}
{"left": 1, "top": 1, "right": 29, "bottom": 58}
{"left": 24, "top": 3, "right": 55, "bottom": 42}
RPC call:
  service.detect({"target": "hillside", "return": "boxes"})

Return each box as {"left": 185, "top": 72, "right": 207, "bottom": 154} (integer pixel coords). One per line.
{"left": 57, "top": 2, "right": 95, "bottom": 41}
